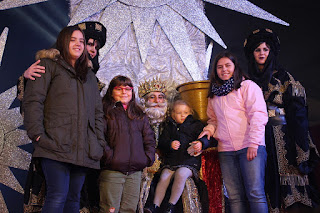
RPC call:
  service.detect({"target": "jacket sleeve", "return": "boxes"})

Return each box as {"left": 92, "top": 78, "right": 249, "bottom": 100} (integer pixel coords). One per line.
{"left": 23, "top": 59, "right": 53, "bottom": 141}
{"left": 192, "top": 120, "right": 205, "bottom": 140}
{"left": 204, "top": 98, "right": 217, "bottom": 136}
{"left": 284, "top": 72, "right": 320, "bottom": 174}
{"left": 94, "top": 82, "right": 106, "bottom": 148}
{"left": 142, "top": 115, "right": 156, "bottom": 167}
{"left": 158, "top": 123, "right": 174, "bottom": 153}
{"left": 243, "top": 81, "right": 268, "bottom": 148}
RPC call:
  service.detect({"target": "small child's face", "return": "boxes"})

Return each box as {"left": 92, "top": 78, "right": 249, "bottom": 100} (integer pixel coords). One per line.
{"left": 171, "top": 104, "right": 191, "bottom": 124}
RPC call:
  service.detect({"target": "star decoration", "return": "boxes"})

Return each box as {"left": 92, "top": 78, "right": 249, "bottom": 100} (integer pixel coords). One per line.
{"left": 68, "top": 0, "right": 289, "bottom": 81}
{"left": 0, "top": 0, "right": 47, "bottom": 10}
{"left": 0, "top": 86, "right": 32, "bottom": 212}
{"left": 0, "top": 27, "right": 8, "bottom": 66}
{"left": 205, "top": 0, "right": 289, "bottom": 26}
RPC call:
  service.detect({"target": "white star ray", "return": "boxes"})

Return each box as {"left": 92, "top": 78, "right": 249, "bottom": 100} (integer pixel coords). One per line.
{"left": 98, "top": 2, "right": 132, "bottom": 61}
{"left": 0, "top": 0, "right": 47, "bottom": 10}
{"left": 0, "top": 86, "right": 15, "bottom": 110}
{"left": 169, "top": 0, "right": 227, "bottom": 48}
{"left": 0, "top": 87, "right": 32, "bottom": 195}
{"left": 0, "top": 27, "right": 8, "bottom": 66}
{"left": 0, "top": 166, "right": 24, "bottom": 194}
{"left": 205, "top": 0, "right": 289, "bottom": 26}
{"left": 1, "top": 131, "right": 31, "bottom": 171}
{"left": 119, "top": 0, "right": 169, "bottom": 7}
{"left": 157, "top": 5, "right": 202, "bottom": 80}
{"left": 0, "top": 192, "right": 8, "bottom": 213}
{"left": 0, "top": 108, "right": 23, "bottom": 133}
{"left": 69, "top": 0, "right": 112, "bottom": 26}
{"left": 130, "top": 6, "right": 157, "bottom": 63}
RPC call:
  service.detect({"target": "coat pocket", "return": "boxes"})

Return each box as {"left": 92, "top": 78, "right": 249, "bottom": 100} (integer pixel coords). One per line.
{"left": 41, "top": 116, "right": 72, "bottom": 153}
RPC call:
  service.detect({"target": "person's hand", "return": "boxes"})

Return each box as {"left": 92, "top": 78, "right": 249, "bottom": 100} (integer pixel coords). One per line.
{"left": 171, "top": 140, "right": 181, "bottom": 150}
{"left": 24, "top": 60, "right": 45, "bottom": 80}
{"left": 247, "top": 147, "right": 258, "bottom": 161}
{"left": 187, "top": 141, "right": 202, "bottom": 156}
{"left": 191, "top": 141, "right": 202, "bottom": 152}
{"left": 198, "top": 130, "right": 211, "bottom": 140}
{"left": 146, "top": 153, "right": 160, "bottom": 174}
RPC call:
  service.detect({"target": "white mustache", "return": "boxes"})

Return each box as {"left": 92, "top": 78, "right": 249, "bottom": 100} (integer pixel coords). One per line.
{"left": 145, "top": 102, "right": 167, "bottom": 108}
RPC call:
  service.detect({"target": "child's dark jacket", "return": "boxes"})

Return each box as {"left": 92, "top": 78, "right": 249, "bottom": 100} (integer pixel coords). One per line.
{"left": 158, "top": 115, "right": 204, "bottom": 170}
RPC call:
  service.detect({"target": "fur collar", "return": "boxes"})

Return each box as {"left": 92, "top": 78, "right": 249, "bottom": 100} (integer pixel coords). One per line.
{"left": 35, "top": 48, "right": 93, "bottom": 68}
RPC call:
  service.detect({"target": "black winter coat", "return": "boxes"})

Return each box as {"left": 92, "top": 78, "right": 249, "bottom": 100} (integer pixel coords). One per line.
{"left": 101, "top": 102, "right": 156, "bottom": 174}
{"left": 23, "top": 50, "right": 105, "bottom": 170}
{"left": 158, "top": 115, "right": 204, "bottom": 170}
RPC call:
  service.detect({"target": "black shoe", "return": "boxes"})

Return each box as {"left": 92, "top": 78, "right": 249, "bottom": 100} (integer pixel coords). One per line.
{"left": 165, "top": 203, "right": 175, "bottom": 213}
{"left": 144, "top": 204, "right": 159, "bottom": 213}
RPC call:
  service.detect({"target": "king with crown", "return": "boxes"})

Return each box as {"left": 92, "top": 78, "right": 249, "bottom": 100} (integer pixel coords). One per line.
{"left": 137, "top": 78, "right": 207, "bottom": 213}
{"left": 137, "top": 78, "right": 168, "bottom": 212}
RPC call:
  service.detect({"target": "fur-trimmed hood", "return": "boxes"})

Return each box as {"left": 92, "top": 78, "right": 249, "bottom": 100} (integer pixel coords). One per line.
{"left": 35, "top": 48, "right": 93, "bottom": 68}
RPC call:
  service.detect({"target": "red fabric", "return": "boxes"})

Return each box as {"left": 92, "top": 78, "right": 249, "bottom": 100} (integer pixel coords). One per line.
{"left": 201, "top": 149, "right": 223, "bottom": 213}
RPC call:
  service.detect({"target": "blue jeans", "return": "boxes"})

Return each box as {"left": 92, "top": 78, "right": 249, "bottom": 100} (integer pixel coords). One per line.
{"left": 41, "top": 158, "right": 87, "bottom": 213}
{"left": 218, "top": 146, "right": 268, "bottom": 213}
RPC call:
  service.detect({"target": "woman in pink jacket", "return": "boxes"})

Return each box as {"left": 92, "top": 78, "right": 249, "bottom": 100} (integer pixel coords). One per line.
{"left": 198, "top": 51, "right": 268, "bottom": 213}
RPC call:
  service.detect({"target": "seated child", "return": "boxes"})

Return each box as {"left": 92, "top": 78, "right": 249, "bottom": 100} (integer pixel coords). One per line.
{"left": 146, "top": 100, "right": 205, "bottom": 213}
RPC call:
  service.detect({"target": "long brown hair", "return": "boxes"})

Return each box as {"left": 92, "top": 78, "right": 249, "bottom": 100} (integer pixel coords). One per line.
{"left": 102, "top": 75, "right": 144, "bottom": 120}
{"left": 208, "top": 51, "right": 247, "bottom": 98}
{"left": 56, "top": 25, "right": 89, "bottom": 82}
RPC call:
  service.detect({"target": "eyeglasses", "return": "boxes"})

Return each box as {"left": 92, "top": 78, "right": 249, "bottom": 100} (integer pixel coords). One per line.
{"left": 114, "top": 86, "right": 133, "bottom": 93}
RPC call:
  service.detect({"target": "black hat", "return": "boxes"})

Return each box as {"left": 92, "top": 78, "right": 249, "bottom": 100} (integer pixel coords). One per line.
{"left": 78, "top": 21, "right": 106, "bottom": 49}
{"left": 244, "top": 28, "right": 280, "bottom": 58}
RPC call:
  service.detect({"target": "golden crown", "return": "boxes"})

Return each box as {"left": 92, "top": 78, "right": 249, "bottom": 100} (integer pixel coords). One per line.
{"left": 138, "top": 78, "right": 167, "bottom": 98}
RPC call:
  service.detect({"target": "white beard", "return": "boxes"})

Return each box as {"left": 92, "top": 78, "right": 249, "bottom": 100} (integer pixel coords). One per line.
{"left": 143, "top": 101, "right": 168, "bottom": 125}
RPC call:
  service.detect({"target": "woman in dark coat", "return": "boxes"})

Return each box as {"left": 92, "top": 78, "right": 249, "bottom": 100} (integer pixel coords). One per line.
{"left": 244, "top": 28, "right": 320, "bottom": 212}
{"left": 23, "top": 25, "right": 106, "bottom": 213}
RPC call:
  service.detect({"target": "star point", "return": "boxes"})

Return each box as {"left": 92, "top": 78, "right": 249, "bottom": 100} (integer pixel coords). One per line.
{"left": 0, "top": 27, "right": 9, "bottom": 66}
{"left": 0, "top": 0, "right": 48, "bottom": 10}
{"left": 0, "top": 87, "right": 32, "bottom": 212}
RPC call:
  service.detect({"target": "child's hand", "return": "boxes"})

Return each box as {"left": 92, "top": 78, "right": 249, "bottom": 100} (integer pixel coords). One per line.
{"left": 187, "top": 141, "right": 202, "bottom": 156}
{"left": 171, "top": 140, "right": 181, "bottom": 150}
{"left": 247, "top": 147, "right": 258, "bottom": 161}
{"left": 191, "top": 141, "right": 202, "bottom": 152}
